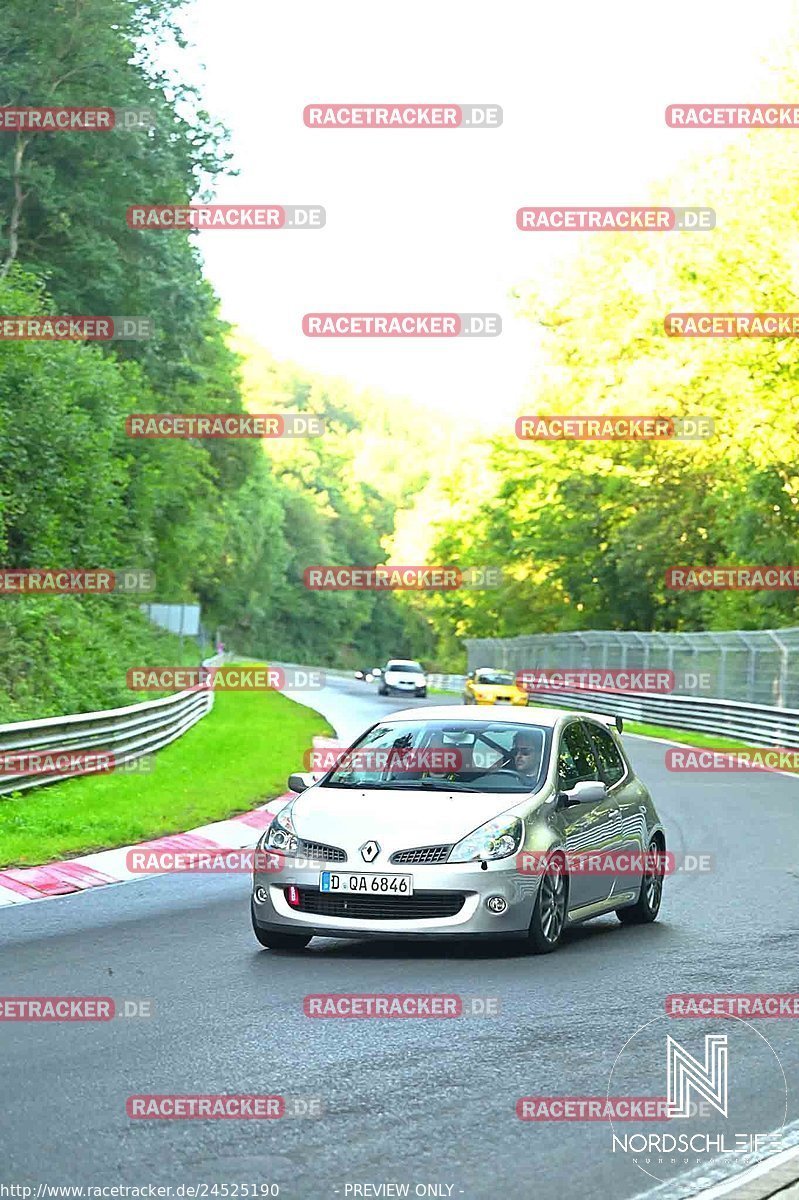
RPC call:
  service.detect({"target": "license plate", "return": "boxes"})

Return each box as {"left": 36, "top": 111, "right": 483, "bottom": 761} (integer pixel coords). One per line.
{"left": 495, "top": 698, "right": 511, "bottom": 704}
{"left": 320, "top": 871, "right": 414, "bottom": 895}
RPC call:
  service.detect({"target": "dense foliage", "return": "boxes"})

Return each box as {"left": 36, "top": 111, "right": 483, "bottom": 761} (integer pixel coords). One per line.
{"left": 0, "top": 0, "right": 437, "bottom": 718}
{"left": 401, "top": 83, "right": 799, "bottom": 657}
{"left": 2, "top": 0, "right": 796, "bottom": 711}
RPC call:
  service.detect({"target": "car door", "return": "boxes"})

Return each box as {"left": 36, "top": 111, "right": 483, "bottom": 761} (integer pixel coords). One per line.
{"left": 555, "top": 720, "right": 624, "bottom": 908}
{"left": 584, "top": 720, "right": 650, "bottom": 900}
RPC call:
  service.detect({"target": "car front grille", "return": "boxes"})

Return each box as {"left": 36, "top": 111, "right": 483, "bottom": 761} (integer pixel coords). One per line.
{"left": 390, "top": 844, "right": 452, "bottom": 865}
{"left": 293, "top": 888, "right": 465, "bottom": 920}
{"left": 296, "top": 839, "right": 347, "bottom": 863}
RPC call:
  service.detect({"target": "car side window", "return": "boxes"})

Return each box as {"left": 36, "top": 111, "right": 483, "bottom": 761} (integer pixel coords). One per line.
{"left": 585, "top": 723, "right": 626, "bottom": 786}
{"left": 557, "top": 722, "right": 601, "bottom": 789}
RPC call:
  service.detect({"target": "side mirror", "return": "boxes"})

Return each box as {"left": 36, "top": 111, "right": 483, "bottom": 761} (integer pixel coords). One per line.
{"left": 559, "top": 780, "right": 607, "bottom": 807}
{"left": 288, "top": 772, "right": 315, "bottom": 794}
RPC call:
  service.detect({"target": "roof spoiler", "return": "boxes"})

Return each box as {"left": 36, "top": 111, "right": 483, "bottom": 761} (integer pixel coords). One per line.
{"left": 586, "top": 711, "right": 624, "bottom": 734}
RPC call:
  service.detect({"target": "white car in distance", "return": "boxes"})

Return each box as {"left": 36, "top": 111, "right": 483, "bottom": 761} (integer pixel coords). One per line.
{"left": 378, "top": 659, "right": 427, "bottom": 698}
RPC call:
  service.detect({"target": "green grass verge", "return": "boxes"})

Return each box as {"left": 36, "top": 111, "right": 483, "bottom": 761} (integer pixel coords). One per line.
{"left": 0, "top": 677, "right": 333, "bottom": 868}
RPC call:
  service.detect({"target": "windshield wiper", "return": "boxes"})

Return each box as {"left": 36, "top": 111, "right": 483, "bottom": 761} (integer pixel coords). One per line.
{"left": 323, "top": 778, "right": 479, "bottom": 792}
{"left": 379, "top": 778, "right": 480, "bottom": 792}
{"left": 321, "top": 780, "right": 387, "bottom": 789}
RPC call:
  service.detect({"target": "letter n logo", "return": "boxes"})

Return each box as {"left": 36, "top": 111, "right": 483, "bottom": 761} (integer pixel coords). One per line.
{"left": 667, "top": 1034, "right": 728, "bottom": 1118}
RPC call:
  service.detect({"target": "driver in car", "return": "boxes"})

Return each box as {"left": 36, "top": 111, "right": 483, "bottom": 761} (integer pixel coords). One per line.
{"left": 509, "top": 731, "right": 540, "bottom": 783}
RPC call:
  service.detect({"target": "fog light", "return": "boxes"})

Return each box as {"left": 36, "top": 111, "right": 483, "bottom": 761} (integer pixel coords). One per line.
{"left": 254, "top": 886, "right": 268, "bottom": 904}
{"left": 486, "top": 895, "right": 507, "bottom": 914}
{"left": 286, "top": 884, "right": 301, "bottom": 908}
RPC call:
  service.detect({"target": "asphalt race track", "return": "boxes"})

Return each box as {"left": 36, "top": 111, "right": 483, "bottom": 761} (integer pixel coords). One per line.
{"left": 1, "top": 675, "right": 798, "bottom": 1199}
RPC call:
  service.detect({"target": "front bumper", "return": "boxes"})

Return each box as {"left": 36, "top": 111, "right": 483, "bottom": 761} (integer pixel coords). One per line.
{"left": 252, "top": 858, "right": 539, "bottom": 940}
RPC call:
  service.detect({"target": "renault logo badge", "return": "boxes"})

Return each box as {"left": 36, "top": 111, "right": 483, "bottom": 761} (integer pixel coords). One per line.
{"left": 360, "top": 840, "right": 380, "bottom": 862}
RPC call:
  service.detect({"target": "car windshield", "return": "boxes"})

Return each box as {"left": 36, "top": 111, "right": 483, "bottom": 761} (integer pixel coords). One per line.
{"left": 388, "top": 661, "right": 422, "bottom": 673}
{"left": 475, "top": 670, "right": 514, "bottom": 685}
{"left": 320, "top": 719, "right": 551, "bottom": 793}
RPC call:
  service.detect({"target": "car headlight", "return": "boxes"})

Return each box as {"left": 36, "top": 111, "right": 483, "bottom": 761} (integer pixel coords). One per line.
{"left": 449, "top": 815, "right": 524, "bottom": 863}
{"left": 263, "top": 802, "right": 299, "bottom": 854}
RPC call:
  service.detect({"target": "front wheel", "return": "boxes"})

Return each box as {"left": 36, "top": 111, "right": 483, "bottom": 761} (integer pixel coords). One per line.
{"left": 416, "top": 688, "right": 427, "bottom": 698}
{"left": 616, "top": 839, "right": 663, "bottom": 925}
{"left": 526, "top": 855, "right": 568, "bottom": 953}
{"left": 378, "top": 685, "right": 388, "bottom": 696}
{"left": 251, "top": 903, "right": 312, "bottom": 950}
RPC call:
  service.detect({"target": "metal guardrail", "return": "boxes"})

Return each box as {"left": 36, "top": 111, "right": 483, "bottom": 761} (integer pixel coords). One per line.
{"left": 0, "top": 655, "right": 223, "bottom": 797}
{"left": 465, "top": 628, "right": 799, "bottom": 708}
{"left": 428, "top": 674, "right": 467, "bottom": 694}
{"left": 426, "top": 674, "right": 799, "bottom": 748}
{"left": 228, "top": 663, "right": 798, "bottom": 749}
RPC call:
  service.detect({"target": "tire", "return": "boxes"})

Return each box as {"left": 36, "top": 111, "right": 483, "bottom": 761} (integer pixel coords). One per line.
{"left": 616, "top": 838, "right": 664, "bottom": 925}
{"left": 251, "top": 903, "right": 312, "bottom": 950}
{"left": 526, "top": 854, "right": 568, "bottom": 953}
{"left": 378, "top": 685, "right": 387, "bottom": 696}
{"left": 417, "top": 688, "right": 427, "bottom": 698}
{"left": 463, "top": 693, "right": 472, "bottom": 705}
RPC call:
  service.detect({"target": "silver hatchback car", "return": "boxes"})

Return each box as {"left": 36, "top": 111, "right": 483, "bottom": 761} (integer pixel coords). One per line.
{"left": 251, "top": 705, "right": 666, "bottom": 953}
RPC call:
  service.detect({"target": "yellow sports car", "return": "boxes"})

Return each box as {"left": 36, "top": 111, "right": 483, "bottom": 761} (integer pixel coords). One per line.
{"left": 463, "top": 667, "right": 528, "bottom": 706}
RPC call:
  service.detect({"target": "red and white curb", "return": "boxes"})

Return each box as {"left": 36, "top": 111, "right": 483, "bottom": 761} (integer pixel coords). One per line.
{"left": 0, "top": 735, "right": 343, "bottom": 907}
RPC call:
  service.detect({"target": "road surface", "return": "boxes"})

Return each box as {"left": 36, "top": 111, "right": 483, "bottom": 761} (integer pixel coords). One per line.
{"left": 1, "top": 675, "right": 797, "bottom": 1199}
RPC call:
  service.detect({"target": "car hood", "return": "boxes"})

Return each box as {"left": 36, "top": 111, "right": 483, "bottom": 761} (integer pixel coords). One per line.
{"left": 291, "top": 785, "right": 528, "bottom": 846}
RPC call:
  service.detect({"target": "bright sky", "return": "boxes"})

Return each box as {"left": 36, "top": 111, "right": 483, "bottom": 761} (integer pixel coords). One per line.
{"left": 175, "top": 0, "right": 796, "bottom": 429}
